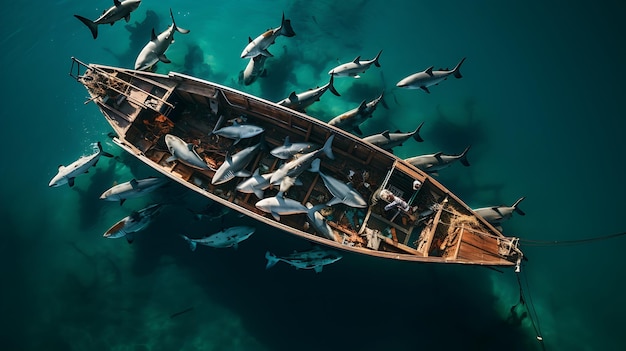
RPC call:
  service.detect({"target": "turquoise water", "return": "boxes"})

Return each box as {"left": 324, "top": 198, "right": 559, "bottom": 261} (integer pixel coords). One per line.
{"left": 2, "top": 1, "right": 625, "bottom": 350}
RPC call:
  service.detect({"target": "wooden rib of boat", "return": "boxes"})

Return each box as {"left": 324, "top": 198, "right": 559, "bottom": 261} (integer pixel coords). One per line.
{"left": 69, "top": 57, "right": 524, "bottom": 269}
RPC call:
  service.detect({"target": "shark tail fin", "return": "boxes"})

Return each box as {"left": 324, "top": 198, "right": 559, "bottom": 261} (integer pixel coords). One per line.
{"left": 74, "top": 15, "right": 98, "bottom": 39}
{"left": 279, "top": 13, "right": 296, "bottom": 37}
{"left": 512, "top": 197, "right": 526, "bottom": 216}
{"left": 460, "top": 145, "right": 471, "bottom": 167}
{"left": 413, "top": 121, "right": 425, "bottom": 142}
{"left": 327, "top": 75, "right": 341, "bottom": 97}
{"left": 453, "top": 57, "right": 466, "bottom": 79}
{"left": 309, "top": 158, "right": 321, "bottom": 173}
{"left": 210, "top": 115, "right": 226, "bottom": 136}
{"left": 180, "top": 234, "right": 197, "bottom": 251}
{"left": 97, "top": 142, "right": 114, "bottom": 158}
{"left": 265, "top": 251, "right": 280, "bottom": 269}
{"left": 321, "top": 135, "right": 335, "bottom": 160}
{"left": 373, "top": 50, "right": 383, "bottom": 67}
{"left": 170, "top": 8, "right": 190, "bottom": 34}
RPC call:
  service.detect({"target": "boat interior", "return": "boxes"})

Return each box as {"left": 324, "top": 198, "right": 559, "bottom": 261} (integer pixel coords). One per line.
{"left": 70, "top": 58, "right": 521, "bottom": 266}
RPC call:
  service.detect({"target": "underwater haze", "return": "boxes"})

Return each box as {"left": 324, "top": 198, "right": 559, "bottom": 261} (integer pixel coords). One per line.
{"left": 2, "top": 0, "right": 625, "bottom": 350}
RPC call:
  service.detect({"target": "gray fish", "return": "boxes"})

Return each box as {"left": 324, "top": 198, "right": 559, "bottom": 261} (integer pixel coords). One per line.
{"left": 328, "top": 91, "right": 386, "bottom": 135}
{"left": 210, "top": 115, "right": 264, "bottom": 145}
{"left": 180, "top": 226, "right": 255, "bottom": 250}
{"left": 305, "top": 202, "right": 336, "bottom": 241}
{"left": 363, "top": 122, "right": 424, "bottom": 151}
{"left": 49, "top": 142, "right": 114, "bottom": 188}
{"left": 277, "top": 76, "right": 340, "bottom": 112}
{"left": 135, "top": 9, "right": 190, "bottom": 71}
{"left": 241, "top": 13, "right": 296, "bottom": 59}
{"left": 164, "top": 134, "right": 210, "bottom": 170}
{"left": 265, "top": 246, "right": 342, "bottom": 273}
{"left": 99, "top": 177, "right": 169, "bottom": 205}
{"left": 309, "top": 160, "right": 367, "bottom": 208}
{"left": 396, "top": 58, "right": 466, "bottom": 93}
{"left": 328, "top": 50, "right": 382, "bottom": 78}
{"left": 74, "top": 0, "right": 142, "bottom": 39}
{"left": 212, "top": 141, "right": 263, "bottom": 185}
{"left": 103, "top": 203, "right": 163, "bottom": 244}
{"left": 474, "top": 197, "right": 525, "bottom": 227}
{"left": 270, "top": 136, "right": 318, "bottom": 160}
{"left": 255, "top": 191, "right": 308, "bottom": 221}
{"left": 404, "top": 146, "right": 471, "bottom": 175}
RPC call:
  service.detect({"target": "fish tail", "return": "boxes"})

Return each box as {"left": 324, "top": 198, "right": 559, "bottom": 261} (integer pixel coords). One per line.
{"left": 279, "top": 13, "right": 296, "bottom": 37}
{"left": 460, "top": 145, "right": 471, "bottom": 167}
{"left": 97, "top": 141, "right": 114, "bottom": 158}
{"left": 453, "top": 57, "right": 466, "bottom": 79}
{"left": 327, "top": 75, "right": 341, "bottom": 97}
{"left": 512, "top": 197, "right": 526, "bottom": 216}
{"left": 180, "top": 234, "right": 197, "bottom": 251}
{"left": 412, "top": 121, "right": 425, "bottom": 142}
{"left": 265, "top": 251, "right": 279, "bottom": 269}
{"left": 169, "top": 8, "right": 190, "bottom": 34}
{"left": 74, "top": 15, "right": 98, "bottom": 39}
{"left": 308, "top": 158, "right": 321, "bottom": 173}
{"left": 373, "top": 50, "right": 383, "bottom": 67}
{"left": 321, "top": 135, "right": 335, "bottom": 160}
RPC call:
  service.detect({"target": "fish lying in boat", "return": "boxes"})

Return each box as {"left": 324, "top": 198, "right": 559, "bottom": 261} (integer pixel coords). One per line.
{"left": 270, "top": 136, "right": 318, "bottom": 160}
{"left": 305, "top": 202, "right": 336, "bottom": 241}
{"left": 49, "top": 142, "right": 114, "bottom": 188}
{"left": 135, "top": 9, "right": 189, "bottom": 71}
{"left": 164, "top": 134, "right": 211, "bottom": 170}
{"left": 328, "top": 91, "right": 386, "bottom": 135}
{"left": 103, "top": 203, "right": 163, "bottom": 243}
{"left": 277, "top": 76, "right": 340, "bottom": 112}
{"left": 180, "top": 226, "right": 255, "bottom": 250}
{"left": 239, "top": 55, "right": 268, "bottom": 86}
{"left": 99, "top": 177, "right": 169, "bottom": 205}
{"left": 269, "top": 135, "right": 334, "bottom": 188}
{"left": 363, "top": 122, "right": 424, "bottom": 151}
{"left": 210, "top": 115, "right": 264, "bottom": 145}
{"left": 309, "top": 159, "right": 367, "bottom": 208}
{"left": 241, "top": 13, "right": 296, "bottom": 59}
{"left": 474, "top": 197, "right": 525, "bottom": 229}
{"left": 328, "top": 50, "right": 382, "bottom": 78}
{"left": 404, "top": 146, "right": 471, "bottom": 175}
{"left": 265, "top": 246, "right": 342, "bottom": 273}
{"left": 212, "top": 141, "right": 263, "bottom": 185}
{"left": 396, "top": 57, "right": 466, "bottom": 93}
{"left": 74, "top": 0, "right": 142, "bottom": 39}
{"left": 255, "top": 192, "right": 308, "bottom": 221}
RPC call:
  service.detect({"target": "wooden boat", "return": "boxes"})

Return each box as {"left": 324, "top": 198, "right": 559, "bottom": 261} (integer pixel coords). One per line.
{"left": 69, "top": 57, "right": 524, "bottom": 269}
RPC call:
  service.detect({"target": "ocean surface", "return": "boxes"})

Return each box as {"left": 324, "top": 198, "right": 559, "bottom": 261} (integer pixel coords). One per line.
{"left": 2, "top": 1, "right": 625, "bottom": 350}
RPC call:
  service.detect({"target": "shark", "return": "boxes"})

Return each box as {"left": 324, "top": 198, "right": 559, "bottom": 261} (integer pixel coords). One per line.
{"left": 265, "top": 246, "right": 342, "bottom": 273}
{"left": 269, "top": 135, "right": 334, "bottom": 188}
{"left": 305, "top": 203, "right": 336, "bottom": 241}
{"left": 404, "top": 146, "right": 471, "bottom": 175}
{"left": 241, "top": 13, "right": 296, "bottom": 59}
{"left": 269, "top": 136, "right": 318, "bottom": 160}
{"left": 239, "top": 55, "right": 268, "bottom": 86}
{"left": 211, "top": 141, "right": 263, "bottom": 185}
{"left": 49, "top": 142, "right": 114, "bottom": 187}
{"left": 328, "top": 90, "right": 387, "bottom": 135}
{"left": 277, "top": 76, "right": 340, "bottom": 112}
{"left": 328, "top": 50, "right": 382, "bottom": 78}
{"left": 210, "top": 115, "right": 264, "bottom": 145}
{"left": 134, "top": 8, "right": 190, "bottom": 71}
{"left": 396, "top": 57, "right": 466, "bottom": 93}
{"left": 180, "top": 226, "right": 255, "bottom": 251}
{"left": 103, "top": 203, "right": 163, "bottom": 244}
{"left": 99, "top": 177, "right": 169, "bottom": 205}
{"left": 164, "top": 134, "right": 211, "bottom": 170}
{"left": 309, "top": 160, "right": 367, "bottom": 208}
{"left": 255, "top": 192, "right": 309, "bottom": 221}
{"left": 235, "top": 168, "right": 273, "bottom": 199}
{"left": 363, "top": 122, "right": 425, "bottom": 151}
{"left": 74, "top": 0, "right": 142, "bottom": 39}
{"left": 474, "top": 197, "right": 526, "bottom": 228}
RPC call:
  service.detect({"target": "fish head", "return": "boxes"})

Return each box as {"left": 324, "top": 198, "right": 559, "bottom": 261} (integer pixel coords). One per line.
{"left": 48, "top": 174, "right": 67, "bottom": 187}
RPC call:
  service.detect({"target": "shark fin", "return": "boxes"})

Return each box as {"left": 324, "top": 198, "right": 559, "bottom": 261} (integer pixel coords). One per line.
{"left": 353, "top": 125, "right": 363, "bottom": 136}
{"left": 253, "top": 188, "right": 265, "bottom": 199}
{"left": 119, "top": 198, "right": 126, "bottom": 206}
{"left": 326, "top": 197, "right": 342, "bottom": 207}
{"left": 74, "top": 15, "right": 98, "bottom": 39}
{"left": 68, "top": 178, "right": 75, "bottom": 187}
{"left": 261, "top": 48, "right": 273, "bottom": 57}
{"left": 130, "top": 179, "right": 139, "bottom": 189}
{"left": 352, "top": 56, "right": 361, "bottom": 64}
{"left": 166, "top": 155, "right": 177, "bottom": 163}
{"left": 425, "top": 66, "right": 434, "bottom": 76}
{"left": 420, "top": 86, "right": 430, "bottom": 94}
{"left": 271, "top": 211, "right": 281, "bottom": 221}
{"left": 381, "top": 130, "right": 390, "bottom": 139}
{"left": 159, "top": 54, "right": 171, "bottom": 64}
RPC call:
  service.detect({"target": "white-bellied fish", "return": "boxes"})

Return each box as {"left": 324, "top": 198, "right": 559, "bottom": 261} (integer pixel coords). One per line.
{"left": 49, "top": 142, "right": 114, "bottom": 188}
{"left": 210, "top": 115, "right": 264, "bottom": 145}
{"left": 74, "top": 0, "right": 142, "bottom": 39}
{"left": 239, "top": 55, "right": 268, "bottom": 86}
{"left": 269, "top": 135, "right": 334, "bottom": 187}
{"left": 180, "top": 226, "right": 255, "bottom": 250}
{"left": 241, "top": 13, "right": 296, "bottom": 59}
{"left": 328, "top": 90, "right": 386, "bottom": 135}
{"left": 255, "top": 192, "right": 308, "bottom": 221}
{"left": 396, "top": 57, "right": 466, "bottom": 93}
{"left": 164, "top": 134, "right": 211, "bottom": 170}
{"left": 99, "top": 177, "right": 169, "bottom": 205}
{"left": 135, "top": 9, "right": 189, "bottom": 71}
{"left": 305, "top": 202, "right": 336, "bottom": 241}
{"left": 211, "top": 141, "right": 263, "bottom": 185}
{"left": 265, "top": 246, "right": 342, "bottom": 273}
{"left": 277, "top": 76, "right": 340, "bottom": 112}
{"left": 474, "top": 197, "right": 525, "bottom": 228}
{"left": 404, "top": 146, "right": 471, "bottom": 175}
{"left": 309, "top": 160, "right": 367, "bottom": 208}
{"left": 235, "top": 168, "right": 272, "bottom": 199}
{"left": 328, "top": 50, "right": 382, "bottom": 78}
{"left": 270, "top": 136, "right": 318, "bottom": 160}
{"left": 362, "top": 122, "right": 424, "bottom": 151}
{"left": 103, "top": 203, "right": 163, "bottom": 244}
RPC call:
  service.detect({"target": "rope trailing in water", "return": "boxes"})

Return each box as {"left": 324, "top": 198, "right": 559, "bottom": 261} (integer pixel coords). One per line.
{"left": 513, "top": 267, "right": 546, "bottom": 350}
{"left": 520, "top": 231, "right": 626, "bottom": 247}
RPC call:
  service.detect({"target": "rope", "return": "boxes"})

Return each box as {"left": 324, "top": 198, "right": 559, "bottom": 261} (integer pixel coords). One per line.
{"left": 514, "top": 267, "right": 547, "bottom": 350}
{"left": 520, "top": 231, "right": 626, "bottom": 247}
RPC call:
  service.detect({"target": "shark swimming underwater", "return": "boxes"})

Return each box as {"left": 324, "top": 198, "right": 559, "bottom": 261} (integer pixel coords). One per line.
{"left": 328, "top": 50, "right": 382, "bottom": 78}
{"left": 49, "top": 142, "right": 114, "bottom": 188}
{"left": 99, "top": 177, "right": 169, "bottom": 205}
{"left": 135, "top": 8, "right": 190, "bottom": 71}
{"left": 180, "top": 226, "right": 256, "bottom": 250}
{"left": 265, "top": 246, "right": 342, "bottom": 273}
{"left": 396, "top": 58, "right": 466, "bottom": 93}
{"left": 363, "top": 122, "right": 425, "bottom": 151}
{"left": 241, "top": 13, "right": 296, "bottom": 59}
{"left": 74, "top": 0, "right": 142, "bottom": 39}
